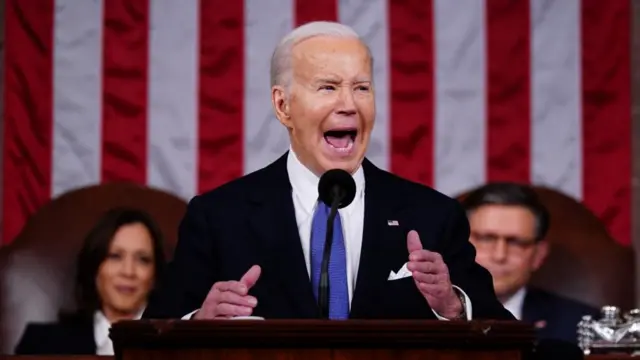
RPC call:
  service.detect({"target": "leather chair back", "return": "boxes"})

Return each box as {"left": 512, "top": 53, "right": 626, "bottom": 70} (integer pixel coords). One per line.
{"left": 0, "top": 183, "right": 187, "bottom": 353}
{"left": 457, "top": 186, "right": 635, "bottom": 312}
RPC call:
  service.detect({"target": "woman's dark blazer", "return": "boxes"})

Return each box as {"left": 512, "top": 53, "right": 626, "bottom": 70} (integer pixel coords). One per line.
{"left": 14, "top": 314, "right": 96, "bottom": 355}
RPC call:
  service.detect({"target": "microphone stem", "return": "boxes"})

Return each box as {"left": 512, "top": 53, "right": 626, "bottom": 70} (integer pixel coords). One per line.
{"left": 318, "top": 194, "right": 341, "bottom": 319}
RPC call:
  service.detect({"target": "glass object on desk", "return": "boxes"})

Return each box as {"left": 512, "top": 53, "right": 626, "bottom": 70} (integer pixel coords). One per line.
{"left": 578, "top": 306, "right": 640, "bottom": 355}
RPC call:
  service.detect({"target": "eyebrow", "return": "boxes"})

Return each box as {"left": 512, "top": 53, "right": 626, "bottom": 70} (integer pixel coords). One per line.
{"left": 312, "top": 77, "right": 372, "bottom": 85}
{"left": 313, "top": 77, "right": 341, "bottom": 85}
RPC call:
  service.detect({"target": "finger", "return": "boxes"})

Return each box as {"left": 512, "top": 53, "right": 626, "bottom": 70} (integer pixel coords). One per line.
{"left": 216, "top": 303, "right": 254, "bottom": 317}
{"left": 414, "top": 272, "right": 449, "bottom": 284}
{"left": 409, "top": 249, "right": 443, "bottom": 263}
{"left": 407, "top": 230, "right": 423, "bottom": 254}
{"left": 240, "top": 265, "right": 262, "bottom": 289}
{"left": 417, "top": 282, "right": 450, "bottom": 297}
{"left": 407, "top": 261, "right": 441, "bottom": 274}
{"left": 214, "top": 281, "right": 248, "bottom": 295}
{"left": 412, "top": 271, "right": 436, "bottom": 284}
{"left": 199, "top": 296, "right": 230, "bottom": 319}
{"left": 217, "top": 291, "right": 258, "bottom": 308}
{"left": 413, "top": 272, "right": 448, "bottom": 284}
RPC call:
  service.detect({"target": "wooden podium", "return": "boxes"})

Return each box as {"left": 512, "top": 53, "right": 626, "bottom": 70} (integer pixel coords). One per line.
{"left": 110, "top": 319, "right": 536, "bottom": 360}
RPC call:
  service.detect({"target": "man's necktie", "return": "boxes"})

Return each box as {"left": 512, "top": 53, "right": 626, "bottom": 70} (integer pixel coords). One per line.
{"left": 310, "top": 201, "right": 349, "bottom": 319}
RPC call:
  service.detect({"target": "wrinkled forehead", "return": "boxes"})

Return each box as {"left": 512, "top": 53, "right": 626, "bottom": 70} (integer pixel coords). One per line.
{"left": 291, "top": 36, "right": 373, "bottom": 79}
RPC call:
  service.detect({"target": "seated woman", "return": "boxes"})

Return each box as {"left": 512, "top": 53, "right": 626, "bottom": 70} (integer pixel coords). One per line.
{"left": 15, "top": 207, "right": 167, "bottom": 355}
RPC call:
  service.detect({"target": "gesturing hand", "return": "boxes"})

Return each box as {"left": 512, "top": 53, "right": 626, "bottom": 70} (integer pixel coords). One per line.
{"left": 194, "top": 265, "right": 261, "bottom": 319}
{"left": 406, "top": 230, "right": 463, "bottom": 319}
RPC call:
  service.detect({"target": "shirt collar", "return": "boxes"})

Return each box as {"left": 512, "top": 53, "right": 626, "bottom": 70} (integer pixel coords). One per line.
{"left": 286, "top": 147, "right": 365, "bottom": 215}
{"left": 501, "top": 287, "right": 527, "bottom": 320}
{"left": 93, "top": 310, "right": 110, "bottom": 349}
{"left": 93, "top": 307, "right": 145, "bottom": 347}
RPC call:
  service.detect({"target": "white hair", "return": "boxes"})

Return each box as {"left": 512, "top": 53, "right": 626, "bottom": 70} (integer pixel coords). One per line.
{"left": 269, "top": 21, "right": 372, "bottom": 89}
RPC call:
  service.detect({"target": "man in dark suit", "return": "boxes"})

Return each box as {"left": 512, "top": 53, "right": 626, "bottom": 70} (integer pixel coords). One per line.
{"left": 460, "top": 182, "right": 600, "bottom": 343}
{"left": 142, "top": 21, "right": 513, "bottom": 322}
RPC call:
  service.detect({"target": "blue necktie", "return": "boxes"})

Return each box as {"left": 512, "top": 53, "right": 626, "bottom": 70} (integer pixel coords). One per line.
{"left": 310, "top": 201, "right": 349, "bottom": 319}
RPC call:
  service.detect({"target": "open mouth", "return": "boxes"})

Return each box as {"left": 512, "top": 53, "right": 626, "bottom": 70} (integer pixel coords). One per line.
{"left": 115, "top": 285, "right": 137, "bottom": 294}
{"left": 323, "top": 128, "right": 357, "bottom": 151}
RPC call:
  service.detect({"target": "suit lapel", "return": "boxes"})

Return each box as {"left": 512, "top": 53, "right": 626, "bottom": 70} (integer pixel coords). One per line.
{"left": 350, "top": 159, "right": 407, "bottom": 317}
{"left": 522, "top": 289, "right": 551, "bottom": 331}
{"left": 247, "top": 153, "right": 318, "bottom": 318}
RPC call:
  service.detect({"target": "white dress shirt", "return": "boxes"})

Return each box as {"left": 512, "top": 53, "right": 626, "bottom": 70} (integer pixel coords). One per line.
{"left": 94, "top": 307, "right": 145, "bottom": 355}
{"left": 287, "top": 147, "right": 365, "bottom": 305}
{"left": 501, "top": 287, "right": 527, "bottom": 320}
{"left": 183, "top": 148, "right": 472, "bottom": 320}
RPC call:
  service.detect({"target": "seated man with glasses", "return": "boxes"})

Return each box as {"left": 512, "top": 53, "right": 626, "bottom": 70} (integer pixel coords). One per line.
{"left": 460, "top": 182, "right": 598, "bottom": 344}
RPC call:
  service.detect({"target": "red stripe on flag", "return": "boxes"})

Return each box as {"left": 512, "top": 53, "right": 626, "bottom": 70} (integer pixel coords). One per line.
{"left": 485, "top": 0, "right": 531, "bottom": 182}
{"left": 581, "top": 0, "right": 631, "bottom": 245}
{"left": 2, "top": 1, "right": 54, "bottom": 244}
{"left": 197, "top": 0, "right": 244, "bottom": 193}
{"left": 295, "top": 0, "right": 337, "bottom": 25}
{"left": 389, "top": 0, "right": 435, "bottom": 186}
{"left": 101, "top": 0, "right": 149, "bottom": 183}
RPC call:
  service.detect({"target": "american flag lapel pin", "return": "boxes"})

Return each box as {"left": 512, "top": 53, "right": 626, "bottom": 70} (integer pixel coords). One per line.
{"left": 387, "top": 220, "right": 399, "bottom": 226}
{"left": 534, "top": 320, "right": 547, "bottom": 329}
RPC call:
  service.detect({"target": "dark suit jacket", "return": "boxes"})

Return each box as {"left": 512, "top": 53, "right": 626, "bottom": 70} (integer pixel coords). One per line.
{"left": 143, "top": 153, "right": 514, "bottom": 320}
{"left": 14, "top": 316, "right": 96, "bottom": 355}
{"left": 522, "top": 287, "right": 600, "bottom": 344}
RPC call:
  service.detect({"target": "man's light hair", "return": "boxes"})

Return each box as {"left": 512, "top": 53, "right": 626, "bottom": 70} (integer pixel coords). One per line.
{"left": 269, "top": 21, "right": 372, "bottom": 89}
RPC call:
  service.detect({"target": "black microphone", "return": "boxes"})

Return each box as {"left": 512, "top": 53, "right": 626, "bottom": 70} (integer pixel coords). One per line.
{"left": 316, "top": 169, "right": 357, "bottom": 319}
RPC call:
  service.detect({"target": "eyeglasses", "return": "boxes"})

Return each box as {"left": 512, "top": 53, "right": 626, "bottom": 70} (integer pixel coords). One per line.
{"left": 470, "top": 231, "right": 537, "bottom": 256}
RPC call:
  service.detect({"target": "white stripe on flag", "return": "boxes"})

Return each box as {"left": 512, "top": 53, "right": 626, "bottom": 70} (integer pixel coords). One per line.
{"left": 51, "top": 0, "right": 103, "bottom": 198}
{"left": 339, "top": 0, "right": 390, "bottom": 171}
{"left": 147, "top": 0, "right": 199, "bottom": 200}
{"left": 434, "top": 0, "right": 487, "bottom": 197}
{"left": 530, "top": 0, "right": 582, "bottom": 200}
{"left": 243, "top": 0, "right": 294, "bottom": 175}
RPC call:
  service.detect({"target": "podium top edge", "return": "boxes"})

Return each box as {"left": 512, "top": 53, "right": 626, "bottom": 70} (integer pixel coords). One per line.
{"left": 109, "top": 319, "right": 536, "bottom": 349}
{"left": 110, "top": 319, "right": 534, "bottom": 336}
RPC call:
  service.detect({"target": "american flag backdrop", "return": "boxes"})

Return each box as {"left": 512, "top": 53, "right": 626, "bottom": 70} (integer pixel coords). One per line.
{"left": 2, "top": 0, "right": 631, "bottom": 245}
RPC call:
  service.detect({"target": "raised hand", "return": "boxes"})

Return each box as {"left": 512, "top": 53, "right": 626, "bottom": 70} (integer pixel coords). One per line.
{"left": 406, "top": 230, "right": 462, "bottom": 318}
{"left": 194, "top": 265, "right": 261, "bottom": 319}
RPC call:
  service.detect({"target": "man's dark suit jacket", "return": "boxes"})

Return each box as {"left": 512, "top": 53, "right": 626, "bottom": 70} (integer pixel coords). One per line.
{"left": 522, "top": 287, "right": 600, "bottom": 344}
{"left": 143, "top": 153, "right": 514, "bottom": 320}
{"left": 14, "top": 316, "right": 96, "bottom": 354}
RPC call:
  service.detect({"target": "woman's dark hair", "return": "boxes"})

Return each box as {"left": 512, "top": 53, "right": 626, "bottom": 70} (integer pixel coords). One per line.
{"left": 73, "top": 207, "right": 166, "bottom": 318}
{"left": 460, "top": 182, "right": 550, "bottom": 241}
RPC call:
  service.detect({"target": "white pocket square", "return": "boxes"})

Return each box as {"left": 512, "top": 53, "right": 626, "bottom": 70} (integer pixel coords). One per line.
{"left": 388, "top": 262, "right": 413, "bottom": 281}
